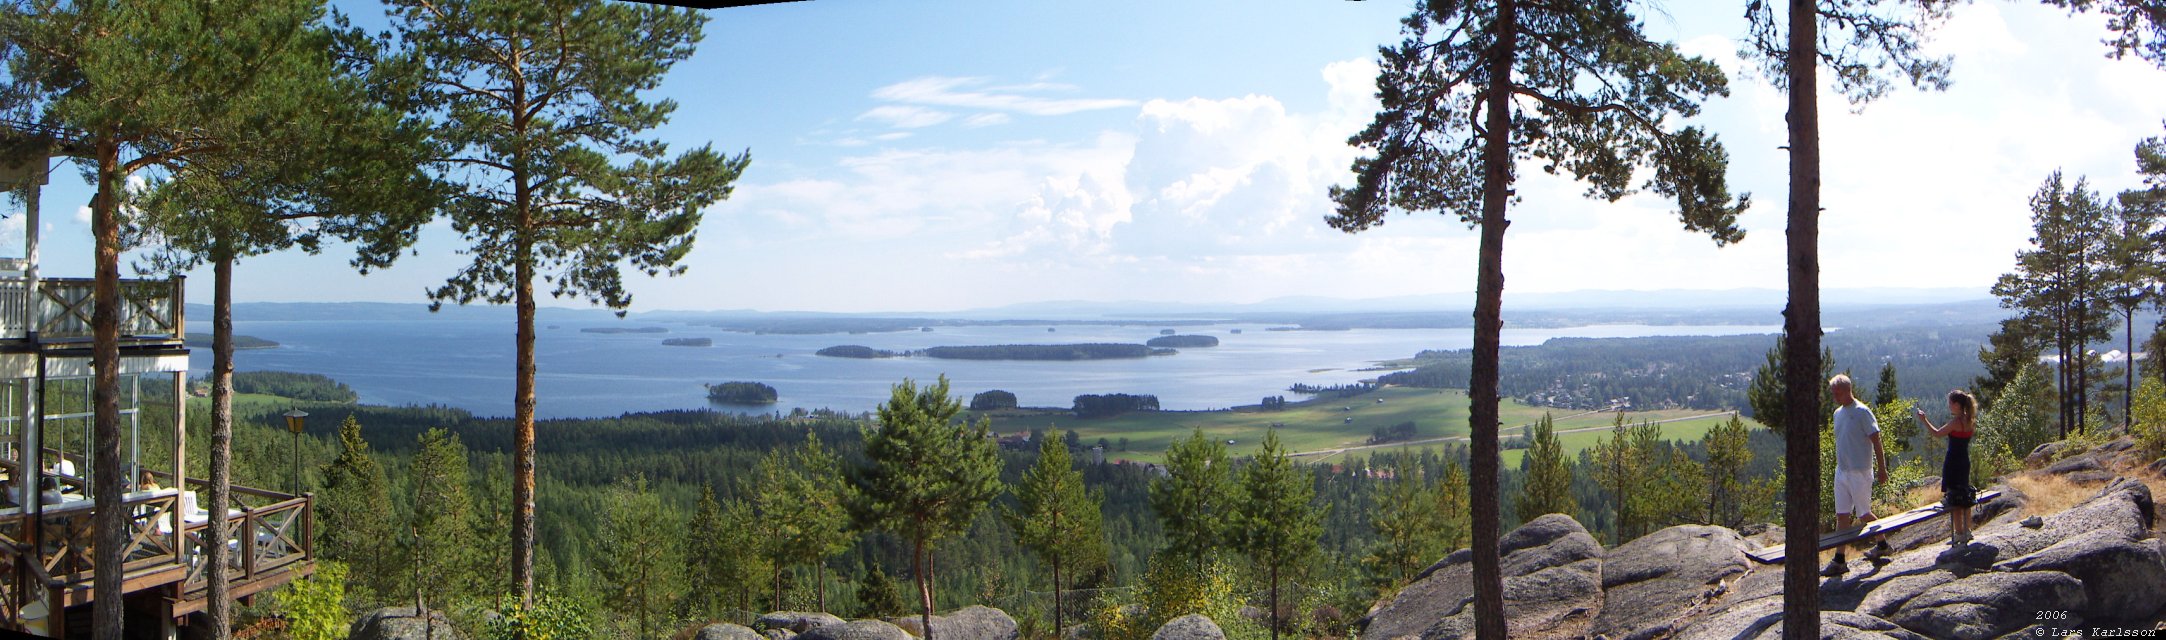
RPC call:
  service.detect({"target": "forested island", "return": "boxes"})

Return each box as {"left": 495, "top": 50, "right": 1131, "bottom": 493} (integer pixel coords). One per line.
{"left": 704, "top": 381, "right": 779, "bottom": 404}
{"left": 816, "top": 345, "right": 902, "bottom": 358}
{"left": 922, "top": 343, "right": 1171, "bottom": 360}
{"left": 184, "top": 333, "right": 279, "bottom": 350}
{"left": 662, "top": 337, "right": 712, "bottom": 347}
{"left": 1145, "top": 334, "right": 1218, "bottom": 348}
{"left": 229, "top": 371, "right": 357, "bottom": 403}
{"left": 582, "top": 326, "right": 668, "bottom": 334}
{"left": 1071, "top": 393, "right": 1161, "bottom": 417}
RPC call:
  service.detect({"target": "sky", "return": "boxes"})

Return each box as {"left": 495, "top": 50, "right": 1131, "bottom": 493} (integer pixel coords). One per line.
{"left": 6, "top": 0, "right": 2166, "bottom": 313}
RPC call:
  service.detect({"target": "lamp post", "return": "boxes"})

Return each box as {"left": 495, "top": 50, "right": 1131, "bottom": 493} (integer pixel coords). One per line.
{"left": 284, "top": 409, "right": 308, "bottom": 494}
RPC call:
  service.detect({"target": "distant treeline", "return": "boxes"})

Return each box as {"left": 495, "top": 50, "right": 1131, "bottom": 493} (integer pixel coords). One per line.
{"left": 1146, "top": 335, "right": 1219, "bottom": 348}
{"left": 184, "top": 333, "right": 279, "bottom": 350}
{"left": 705, "top": 381, "right": 779, "bottom": 405}
{"left": 1369, "top": 421, "right": 1418, "bottom": 445}
{"left": 816, "top": 345, "right": 902, "bottom": 359}
{"left": 662, "top": 337, "right": 712, "bottom": 347}
{"left": 923, "top": 343, "right": 1170, "bottom": 361}
{"left": 1072, "top": 393, "right": 1160, "bottom": 418}
{"left": 229, "top": 371, "right": 356, "bottom": 403}
{"left": 1288, "top": 382, "right": 1379, "bottom": 398}
{"left": 1373, "top": 327, "right": 1993, "bottom": 412}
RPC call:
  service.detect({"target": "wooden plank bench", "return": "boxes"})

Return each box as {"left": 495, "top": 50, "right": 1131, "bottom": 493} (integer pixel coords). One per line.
{"left": 1746, "top": 489, "right": 2001, "bottom": 564}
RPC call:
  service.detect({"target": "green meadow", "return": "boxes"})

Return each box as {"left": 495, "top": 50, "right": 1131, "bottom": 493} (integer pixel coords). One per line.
{"left": 973, "top": 386, "right": 1738, "bottom": 465}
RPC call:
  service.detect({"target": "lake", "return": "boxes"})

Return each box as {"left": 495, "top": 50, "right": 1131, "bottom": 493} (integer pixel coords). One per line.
{"left": 191, "top": 318, "right": 1779, "bottom": 419}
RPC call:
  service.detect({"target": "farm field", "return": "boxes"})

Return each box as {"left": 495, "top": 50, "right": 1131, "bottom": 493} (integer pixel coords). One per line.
{"left": 974, "top": 386, "right": 1739, "bottom": 465}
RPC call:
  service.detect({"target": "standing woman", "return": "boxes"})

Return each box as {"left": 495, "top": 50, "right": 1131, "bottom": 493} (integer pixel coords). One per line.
{"left": 1915, "top": 390, "right": 1979, "bottom": 546}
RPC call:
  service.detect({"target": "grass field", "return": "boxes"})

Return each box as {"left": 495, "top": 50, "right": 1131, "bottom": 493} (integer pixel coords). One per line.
{"left": 974, "top": 386, "right": 1738, "bottom": 465}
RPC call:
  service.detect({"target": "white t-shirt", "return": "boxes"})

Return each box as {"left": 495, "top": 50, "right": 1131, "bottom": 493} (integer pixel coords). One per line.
{"left": 1832, "top": 401, "right": 1880, "bottom": 472}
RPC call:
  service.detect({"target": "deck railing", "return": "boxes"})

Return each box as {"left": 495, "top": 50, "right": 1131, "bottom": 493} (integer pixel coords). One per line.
{"left": 0, "top": 276, "right": 186, "bottom": 342}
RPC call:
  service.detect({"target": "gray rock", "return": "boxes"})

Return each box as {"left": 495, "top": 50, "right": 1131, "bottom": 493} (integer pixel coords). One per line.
{"left": 1673, "top": 597, "right": 1926, "bottom": 640}
{"left": 1589, "top": 525, "right": 1753, "bottom": 640}
{"left": 2026, "top": 442, "right": 2066, "bottom": 468}
{"left": 1149, "top": 614, "right": 1225, "bottom": 640}
{"left": 1884, "top": 571, "right": 2086, "bottom": 640}
{"left": 1359, "top": 514, "right": 1603, "bottom": 640}
{"left": 1967, "top": 478, "right": 2152, "bottom": 560}
{"left": 696, "top": 623, "right": 769, "bottom": 640}
{"left": 1969, "top": 487, "right": 2025, "bottom": 526}
{"left": 2045, "top": 455, "right": 2103, "bottom": 475}
{"left": 764, "top": 630, "right": 794, "bottom": 640}
{"left": 350, "top": 607, "right": 465, "bottom": 640}
{"left": 2096, "top": 436, "right": 2135, "bottom": 453}
{"left": 2148, "top": 457, "right": 2166, "bottom": 477}
{"left": 798, "top": 620, "right": 914, "bottom": 640}
{"left": 2062, "top": 469, "right": 2118, "bottom": 485}
{"left": 1994, "top": 527, "right": 2166, "bottom": 621}
{"left": 884, "top": 607, "right": 1018, "bottom": 640}
{"left": 760, "top": 612, "right": 846, "bottom": 634}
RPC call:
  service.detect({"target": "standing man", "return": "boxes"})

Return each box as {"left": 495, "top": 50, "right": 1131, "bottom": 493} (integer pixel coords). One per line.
{"left": 1824, "top": 374, "right": 1889, "bottom": 576}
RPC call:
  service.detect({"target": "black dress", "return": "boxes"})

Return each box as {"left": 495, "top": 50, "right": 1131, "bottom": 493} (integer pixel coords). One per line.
{"left": 1943, "top": 432, "right": 1975, "bottom": 509}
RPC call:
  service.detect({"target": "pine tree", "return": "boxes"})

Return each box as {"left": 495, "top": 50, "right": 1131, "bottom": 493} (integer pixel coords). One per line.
{"left": 410, "top": 428, "right": 479, "bottom": 614}
{"left": 1515, "top": 415, "right": 1575, "bottom": 523}
{"left": 600, "top": 474, "right": 685, "bottom": 640}
{"left": 686, "top": 487, "right": 728, "bottom": 619}
{"left": 718, "top": 496, "right": 772, "bottom": 621}
{"left": 1008, "top": 431, "right": 1106, "bottom": 634}
{"left": 1588, "top": 415, "right": 1639, "bottom": 545}
{"left": 1364, "top": 459, "right": 1446, "bottom": 588}
{"left": 1437, "top": 457, "right": 1471, "bottom": 553}
{"left": 317, "top": 417, "right": 400, "bottom": 604}
{"left": 1150, "top": 429, "right": 1234, "bottom": 564}
{"left": 1332, "top": 3, "right": 1748, "bottom": 634}
{"left": 853, "top": 377, "right": 1004, "bottom": 640}
{"left": 381, "top": 0, "right": 750, "bottom": 603}
{"left": 1702, "top": 416, "right": 1753, "bottom": 528}
{"left": 1992, "top": 172, "right": 2118, "bottom": 438}
{"left": 856, "top": 565, "right": 907, "bottom": 619}
{"left": 1747, "top": 335, "right": 1835, "bottom": 434}
{"left": 1231, "top": 429, "right": 1323, "bottom": 640}
{"left": 753, "top": 436, "right": 853, "bottom": 613}
{"left": 1874, "top": 363, "right": 1902, "bottom": 407}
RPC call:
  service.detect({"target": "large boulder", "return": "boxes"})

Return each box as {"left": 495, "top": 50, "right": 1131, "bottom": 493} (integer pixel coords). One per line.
{"left": 1993, "top": 526, "right": 2166, "bottom": 621}
{"left": 1589, "top": 525, "right": 1754, "bottom": 640}
{"left": 1673, "top": 597, "right": 1927, "bottom": 640}
{"left": 760, "top": 612, "right": 846, "bottom": 634}
{"left": 1360, "top": 513, "right": 1603, "bottom": 640}
{"left": 1149, "top": 614, "right": 1225, "bottom": 640}
{"left": 797, "top": 620, "right": 914, "bottom": 640}
{"left": 884, "top": 606, "right": 1018, "bottom": 640}
{"left": 696, "top": 623, "right": 769, "bottom": 640}
{"left": 350, "top": 607, "right": 464, "bottom": 640}
{"left": 1881, "top": 571, "right": 2087, "bottom": 640}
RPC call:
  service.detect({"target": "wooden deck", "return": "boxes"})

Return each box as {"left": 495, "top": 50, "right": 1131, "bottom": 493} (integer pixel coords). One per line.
{"left": 1746, "top": 490, "right": 2002, "bottom": 564}
{"left": 0, "top": 276, "right": 185, "bottom": 344}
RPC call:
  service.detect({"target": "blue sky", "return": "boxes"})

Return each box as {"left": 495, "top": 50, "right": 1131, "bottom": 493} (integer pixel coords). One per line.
{"left": 7, "top": 0, "right": 2166, "bottom": 313}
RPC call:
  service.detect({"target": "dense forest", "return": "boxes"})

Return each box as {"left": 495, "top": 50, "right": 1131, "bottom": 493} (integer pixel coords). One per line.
{"left": 1145, "top": 335, "right": 1219, "bottom": 348}
{"left": 1071, "top": 394, "right": 1163, "bottom": 418}
{"left": 229, "top": 371, "right": 359, "bottom": 403}
{"left": 816, "top": 345, "right": 902, "bottom": 359}
{"left": 705, "top": 382, "right": 780, "bottom": 405}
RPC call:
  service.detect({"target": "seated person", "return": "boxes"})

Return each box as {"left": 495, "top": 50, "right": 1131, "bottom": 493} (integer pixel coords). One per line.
{"left": 138, "top": 469, "right": 161, "bottom": 492}
{"left": 0, "top": 479, "right": 16, "bottom": 509}
{"left": 38, "top": 477, "right": 65, "bottom": 505}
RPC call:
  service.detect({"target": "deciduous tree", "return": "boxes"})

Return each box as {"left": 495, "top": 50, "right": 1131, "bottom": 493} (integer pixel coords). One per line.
{"left": 381, "top": 0, "right": 750, "bottom": 602}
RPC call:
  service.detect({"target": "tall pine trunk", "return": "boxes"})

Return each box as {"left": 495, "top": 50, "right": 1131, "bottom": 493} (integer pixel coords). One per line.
{"left": 1780, "top": 0, "right": 1825, "bottom": 633}
{"left": 916, "top": 539, "right": 935, "bottom": 640}
{"left": 2127, "top": 309, "right": 2135, "bottom": 428}
{"left": 91, "top": 141, "right": 126, "bottom": 640}
{"left": 208, "top": 253, "right": 237, "bottom": 640}
{"left": 1051, "top": 556, "right": 1063, "bottom": 634}
{"left": 816, "top": 561, "right": 826, "bottom": 613}
{"left": 1268, "top": 565, "right": 1280, "bottom": 640}
{"left": 1466, "top": 1, "right": 1516, "bottom": 635}
{"left": 511, "top": 233, "right": 538, "bottom": 605}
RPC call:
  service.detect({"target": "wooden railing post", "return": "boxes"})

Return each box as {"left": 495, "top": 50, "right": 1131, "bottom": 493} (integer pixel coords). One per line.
{"left": 170, "top": 275, "right": 185, "bottom": 337}
{"left": 240, "top": 509, "right": 256, "bottom": 583}
{"left": 300, "top": 493, "right": 313, "bottom": 561}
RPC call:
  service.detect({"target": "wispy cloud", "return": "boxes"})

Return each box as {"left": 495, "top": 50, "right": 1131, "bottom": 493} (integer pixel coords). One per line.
{"left": 872, "top": 76, "right": 1137, "bottom": 116}
{"left": 857, "top": 105, "right": 954, "bottom": 128}
{"left": 963, "top": 113, "right": 1012, "bottom": 128}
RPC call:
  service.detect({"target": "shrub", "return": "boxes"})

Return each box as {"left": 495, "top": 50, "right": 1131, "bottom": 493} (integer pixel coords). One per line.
{"left": 275, "top": 560, "right": 349, "bottom": 640}
{"left": 486, "top": 590, "right": 597, "bottom": 640}
{"left": 2131, "top": 378, "right": 2166, "bottom": 458}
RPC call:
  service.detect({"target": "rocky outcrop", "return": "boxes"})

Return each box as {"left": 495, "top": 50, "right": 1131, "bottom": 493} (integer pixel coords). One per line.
{"left": 1149, "top": 614, "right": 1225, "bottom": 640}
{"left": 695, "top": 623, "right": 769, "bottom": 640}
{"left": 350, "top": 607, "right": 465, "bottom": 640}
{"left": 1588, "top": 525, "right": 1754, "bottom": 640}
{"left": 797, "top": 620, "right": 914, "bottom": 640}
{"left": 1359, "top": 513, "right": 1604, "bottom": 639}
{"left": 1362, "top": 468, "right": 2165, "bottom": 640}
{"left": 884, "top": 606, "right": 1019, "bottom": 640}
{"left": 759, "top": 612, "right": 846, "bottom": 634}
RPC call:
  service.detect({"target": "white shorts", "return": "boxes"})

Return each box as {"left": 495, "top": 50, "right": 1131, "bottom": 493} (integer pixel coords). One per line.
{"left": 1834, "top": 468, "right": 1875, "bottom": 518}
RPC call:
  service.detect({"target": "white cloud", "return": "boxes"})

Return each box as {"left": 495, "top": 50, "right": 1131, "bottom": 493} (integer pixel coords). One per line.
{"left": 857, "top": 105, "right": 954, "bottom": 129}
{"left": 872, "top": 76, "right": 1137, "bottom": 116}
{"left": 963, "top": 113, "right": 1012, "bottom": 128}
{"left": 74, "top": 205, "right": 90, "bottom": 225}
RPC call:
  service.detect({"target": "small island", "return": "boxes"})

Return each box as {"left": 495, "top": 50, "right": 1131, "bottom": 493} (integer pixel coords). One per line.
{"left": 816, "top": 345, "right": 901, "bottom": 359}
{"left": 705, "top": 381, "right": 778, "bottom": 405}
{"left": 185, "top": 333, "right": 280, "bottom": 350}
{"left": 1158, "top": 329, "right": 1176, "bottom": 335}
{"left": 582, "top": 326, "right": 668, "bottom": 334}
{"left": 662, "top": 337, "right": 712, "bottom": 347}
{"left": 921, "top": 343, "right": 1165, "bottom": 361}
{"left": 1146, "top": 334, "right": 1219, "bottom": 348}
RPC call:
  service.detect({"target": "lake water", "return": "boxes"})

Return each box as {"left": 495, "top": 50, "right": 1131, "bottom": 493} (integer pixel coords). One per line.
{"left": 190, "top": 319, "right": 1778, "bottom": 419}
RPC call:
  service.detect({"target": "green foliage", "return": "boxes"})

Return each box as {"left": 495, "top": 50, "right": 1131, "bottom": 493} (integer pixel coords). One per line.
{"left": 1150, "top": 429, "right": 1233, "bottom": 564}
{"left": 485, "top": 590, "right": 597, "bottom": 640}
{"left": 1992, "top": 172, "right": 2121, "bottom": 435}
{"left": 970, "top": 390, "right": 1019, "bottom": 411}
{"left": 317, "top": 417, "right": 401, "bottom": 605}
{"left": 855, "top": 376, "right": 1005, "bottom": 624}
{"left": 856, "top": 565, "right": 907, "bottom": 619}
{"left": 1874, "top": 363, "right": 1902, "bottom": 408}
{"left": 1088, "top": 554, "right": 1264, "bottom": 640}
{"left": 411, "top": 428, "right": 481, "bottom": 611}
{"left": 1515, "top": 415, "right": 1575, "bottom": 523}
{"left": 1231, "top": 430, "right": 1323, "bottom": 639}
{"left": 2132, "top": 378, "right": 2166, "bottom": 457}
{"left": 1072, "top": 394, "right": 1163, "bottom": 418}
{"left": 598, "top": 474, "right": 684, "bottom": 640}
{"left": 1363, "top": 459, "right": 1446, "bottom": 588}
{"left": 276, "top": 560, "right": 350, "bottom": 640}
{"left": 1977, "top": 362, "right": 2060, "bottom": 469}
{"left": 232, "top": 372, "right": 360, "bottom": 403}
{"left": 1702, "top": 416, "right": 1754, "bottom": 528}
{"left": 1747, "top": 335, "right": 1835, "bottom": 435}
{"left": 754, "top": 433, "right": 854, "bottom": 610}
{"left": 1008, "top": 431, "right": 1107, "bottom": 632}
{"left": 1873, "top": 398, "right": 1919, "bottom": 459}
{"left": 705, "top": 382, "right": 779, "bottom": 405}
